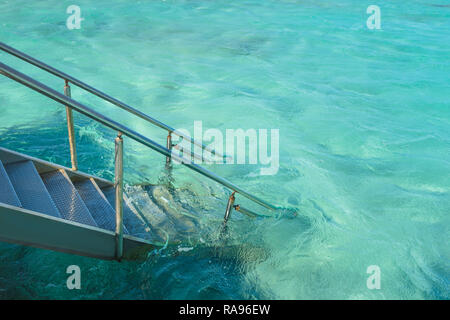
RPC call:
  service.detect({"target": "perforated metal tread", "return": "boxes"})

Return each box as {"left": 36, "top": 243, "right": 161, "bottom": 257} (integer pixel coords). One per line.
{"left": 0, "top": 160, "right": 22, "bottom": 207}
{"left": 73, "top": 179, "right": 129, "bottom": 234}
{"left": 41, "top": 169, "right": 97, "bottom": 227}
{"left": 4, "top": 160, "right": 61, "bottom": 218}
{"left": 101, "top": 186, "right": 150, "bottom": 239}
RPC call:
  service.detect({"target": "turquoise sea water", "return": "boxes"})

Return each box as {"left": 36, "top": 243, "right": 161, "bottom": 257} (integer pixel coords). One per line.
{"left": 0, "top": 0, "right": 449, "bottom": 299}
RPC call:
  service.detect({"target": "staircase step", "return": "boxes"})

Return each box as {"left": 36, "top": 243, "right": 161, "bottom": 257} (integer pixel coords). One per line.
{"left": 73, "top": 178, "right": 129, "bottom": 234}
{"left": 101, "top": 186, "right": 151, "bottom": 239}
{"left": 4, "top": 160, "right": 61, "bottom": 218}
{"left": 41, "top": 170, "right": 97, "bottom": 227}
{"left": 0, "top": 160, "right": 22, "bottom": 207}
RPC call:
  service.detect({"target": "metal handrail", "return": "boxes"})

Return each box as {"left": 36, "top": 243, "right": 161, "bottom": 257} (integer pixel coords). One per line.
{"left": 0, "top": 62, "right": 277, "bottom": 211}
{"left": 0, "top": 42, "right": 227, "bottom": 160}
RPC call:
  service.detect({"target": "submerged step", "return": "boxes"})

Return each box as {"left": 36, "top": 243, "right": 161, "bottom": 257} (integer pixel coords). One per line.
{"left": 101, "top": 186, "right": 151, "bottom": 240}
{"left": 41, "top": 169, "right": 97, "bottom": 227}
{"left": 0, "top": 160, "right": 22, "bottom": 207}
{"left": 73, "top": 178, "right": 129, "bottom": 234}
{"left": 4, "top": 160, "right": 61, "bottom": 218}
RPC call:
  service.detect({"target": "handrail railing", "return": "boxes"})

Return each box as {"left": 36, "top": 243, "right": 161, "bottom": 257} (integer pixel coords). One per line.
{"left": 0, "top": 61, "right": 277, "bottom": 206}
{"left": 0, "top": 42, "right": 228, "bottom": 161}
{"left": 0, "top": 62, "right": 277, "bottom": 208}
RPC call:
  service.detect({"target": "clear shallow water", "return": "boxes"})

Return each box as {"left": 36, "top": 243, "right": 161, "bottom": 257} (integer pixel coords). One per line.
{"left": 0, "top": 0, "right": 449, "bottom": 299}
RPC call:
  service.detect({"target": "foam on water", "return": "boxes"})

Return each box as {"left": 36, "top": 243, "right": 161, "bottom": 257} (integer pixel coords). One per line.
{"left": 0, "top": 0, "right": 449, "bottom": 299}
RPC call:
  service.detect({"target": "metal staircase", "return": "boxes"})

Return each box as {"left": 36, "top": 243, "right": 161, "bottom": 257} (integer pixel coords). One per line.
{"left": 0, "top": 42, "right": 278, "bottom": 261}
{"left": 0, "top": 147, "right": 155, "bottom": 260}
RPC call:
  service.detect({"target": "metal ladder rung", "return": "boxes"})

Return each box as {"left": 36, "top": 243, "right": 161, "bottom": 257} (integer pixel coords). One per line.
{"left": 0, "top": 159, "right": 22, "bottom": 207}
{"left": 4, "top": 160, "right": 61, "bottom": 218}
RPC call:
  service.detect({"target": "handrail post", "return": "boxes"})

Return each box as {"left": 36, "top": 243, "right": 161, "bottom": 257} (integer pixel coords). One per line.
{"left": 64, "top": 80, "right": 78, "bottom": 171}
{"left": 166, "top": 131, "right": 172, "bottom": 167}
{"left": 222, "top": 192, "right": 236, "bottom": 228}
{"left": 115, "top": 132, "right": 124, "bottom": 261}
